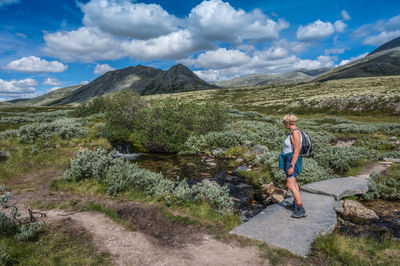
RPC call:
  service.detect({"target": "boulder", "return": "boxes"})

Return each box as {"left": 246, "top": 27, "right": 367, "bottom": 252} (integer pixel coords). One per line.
{"left": 262, "top": 182, "right": 275, "bottom": 195}
{"left": 211, "top": 148, "right": 225, "bottom": 156}
{"left": 342, "top": 200, "right": 379, "bottom": 220}
{"left": 252, "top": 145, "right": 268, "bottom": 155}
{"left": 236, "top": 158, "right": 244, "bottom": 163}
{"left": 271, "top": 194, "right": 284, "bottom": 203}
{"left": 243, "top": 140, "right": 254, "bottom": 147}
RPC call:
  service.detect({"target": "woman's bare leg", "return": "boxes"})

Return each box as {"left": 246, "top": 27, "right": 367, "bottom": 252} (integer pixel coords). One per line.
{"left": 286, "top": 177, "right": 302, "bottom": 205}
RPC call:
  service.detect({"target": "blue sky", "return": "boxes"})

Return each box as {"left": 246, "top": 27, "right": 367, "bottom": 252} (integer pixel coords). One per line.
{"left": 0, "top": 0, "right": 399, "bottom": 101}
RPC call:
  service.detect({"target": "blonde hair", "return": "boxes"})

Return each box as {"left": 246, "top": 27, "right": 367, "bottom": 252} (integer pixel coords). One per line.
{"left": 283, "top": 114, "right": 298, "bottom": 125}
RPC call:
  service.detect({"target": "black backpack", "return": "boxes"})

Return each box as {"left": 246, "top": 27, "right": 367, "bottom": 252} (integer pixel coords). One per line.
{"left": 291, "top": 129, "right": 312, "bottom": 157}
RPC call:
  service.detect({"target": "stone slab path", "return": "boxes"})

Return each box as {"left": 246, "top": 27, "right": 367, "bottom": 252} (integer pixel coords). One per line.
{"left": 230, "top": 161, "right": 393, "bottom": 257}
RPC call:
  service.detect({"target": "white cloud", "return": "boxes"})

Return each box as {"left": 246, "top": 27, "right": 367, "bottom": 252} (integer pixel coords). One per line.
{"left": 0, "top": 0, "right": 19, "bottom": 8}
{"left": 297, "top": 19, "right": 346, "bottom": 41}
{"left": 81, "top": 0, "right": 180, "bottom": 39}
{"left": 363, "top": 30, "right": 400, "bottom": 46}
{"left": 181, "top": 48, "right": 250, "bottom": 69}
{"left": 334, "top": 20, "right": 346, "bottom": 33}
{"left": 43, "top": 77, "right": 62, "bottom": 86}
{"left": 355, "top": 14, "right": 400, "bottom": 46}
{"left": 339, "top": 52, "right": 368, "bottom": 66}
{"left": 94, "top": 63, "right": 115, "bottom": 75}
{"left": 80, "top": 80, "right": 89, "bottom": 85}
{"left": 122, "top": 29, "right": 210, "bottom": 60}
{"left": 297, "top": 20, "right": 335, "bottom": 41}
{"left": 43, "top": 27, "right": 124, "bottom": 62}
{"left": 188, "top": 0, "right": 289, "bottom": 43}
{"left": 0, "top": 78, "right": 37, "bottom": 93}
{"left": 341, "top": 10, "right": 351, "bottom": 21}
{"left": 185, "top": 47, "right": 336, "bottom": 81}
{"left": 5, "top": 56, "right": 68, "bottom": 73}
{"left": 324, "top": 48, "right": 347, "bottom": 55}
{"left": 47, "top": 86, "right": 61, "bottom": 92}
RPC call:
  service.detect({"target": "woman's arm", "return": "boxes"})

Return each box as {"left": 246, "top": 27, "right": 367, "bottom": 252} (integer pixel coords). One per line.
{"left": 288, "top": 130, "right": 301, "bottom": 175}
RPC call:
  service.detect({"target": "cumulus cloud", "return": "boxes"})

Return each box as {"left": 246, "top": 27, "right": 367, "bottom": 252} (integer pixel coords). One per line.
{"left": 43, "top": 0, "right": 289, "bottom": 62}
{"left": 341, "top": 10, "right": 351, "bottom": 21}
{"left": 0, "top": 78, "right": 37, "bottom": 94}
{"left": 0, "top": 0, "right": 19, "bottom": 8}
{"left": 355, "top": 14, "right": 400, "bottom": 46}
{"left": 5, "top": 56, "right": 68, "bottom": 73}
{"left": 339, "top": 52, "right": 368, "bottom": 66}
{"left": 188, "top": 0, "right": 289, "bottom": 43}
{"left": 363, "top": 30, "right": 400, "bottom": 46}
{"left": 80, "top": 80, "right": 89, "bottom": 85}
{"left": 94, "top": 63, "right": 115, "bottom": 75}
{"left": 297, "top": 19, "right": 346, "bottom": 41}
{"left": 43, "top": 27, "right": 124, "bottom": 62}
{"left": 184, "top": 47, "right": 336, "bottom": 81}
{"left": 81, "top": 0, "right": 180, "bottom": 39}
{"left": 122, "top": 30, "right": 210, "bottom": 60}
{"left": 43, "top": 77, "right": 62, "bottom": 86}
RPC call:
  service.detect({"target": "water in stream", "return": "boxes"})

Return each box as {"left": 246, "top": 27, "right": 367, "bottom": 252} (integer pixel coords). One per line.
{"left": 113, "top": 144, "right": 266, "bottom": 222}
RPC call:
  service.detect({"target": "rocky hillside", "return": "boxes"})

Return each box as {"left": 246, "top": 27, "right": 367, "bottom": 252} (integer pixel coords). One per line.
{"left": 213, "top": 68, "right": 331, "bottom": 87}
{"left": 314, "top": 36, "right": 400, "bottom": 82}
{"left": 4, "top": 85, "right": 82, "bottom": 106}
{"left": 51, "top": 64, "right": 216, "bottom": 105}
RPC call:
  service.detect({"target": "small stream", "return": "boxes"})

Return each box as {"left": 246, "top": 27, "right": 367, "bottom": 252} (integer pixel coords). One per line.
{"left": 113, "top": 144, "right": 266, "bottom": 222}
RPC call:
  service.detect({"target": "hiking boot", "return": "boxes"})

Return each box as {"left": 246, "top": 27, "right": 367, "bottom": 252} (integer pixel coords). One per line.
{"left": 291, "top": 205, "right": 307, "bottom": 218}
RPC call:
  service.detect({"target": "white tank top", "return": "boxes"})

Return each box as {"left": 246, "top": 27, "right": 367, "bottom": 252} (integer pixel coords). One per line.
{"left": 283, "top": 130, "right": 302, "bottom": 154}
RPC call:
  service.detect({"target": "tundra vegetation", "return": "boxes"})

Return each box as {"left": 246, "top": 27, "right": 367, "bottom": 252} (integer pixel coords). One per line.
{"left": 1, "top": 76, "right": 400, "bottom": 264}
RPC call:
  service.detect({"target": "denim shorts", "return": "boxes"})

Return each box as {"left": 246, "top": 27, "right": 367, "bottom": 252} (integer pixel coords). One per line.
{"left": 283, "top": 155, "right": 298, "bottom": 178}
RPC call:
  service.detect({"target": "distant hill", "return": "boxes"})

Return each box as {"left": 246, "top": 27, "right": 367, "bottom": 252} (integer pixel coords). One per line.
{"left": 314, "top": 36, "right": 400, "bottom": 82}
{"left": 213, "top": 68, "right": 331, "bottom": 87}
{"left": 6, "top": 85, "right": 82, "bottom": 106}
{"left": 51, "top": 64, "right": 216, "bottom": 105}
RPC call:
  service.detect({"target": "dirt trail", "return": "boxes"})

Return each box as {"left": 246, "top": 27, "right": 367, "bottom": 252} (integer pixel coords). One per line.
{"left": 43, "top": 209, "right": 266, "bottom": 266}
{"left": 357, "top": 161, "right": 392, "bottom": 178}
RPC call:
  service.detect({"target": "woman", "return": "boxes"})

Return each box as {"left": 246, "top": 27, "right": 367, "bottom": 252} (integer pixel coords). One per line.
{"left": 279, "top": 114, "right": 306, "bottom": 218}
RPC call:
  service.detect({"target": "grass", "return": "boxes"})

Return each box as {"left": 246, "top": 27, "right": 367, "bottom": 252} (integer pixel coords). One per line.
{"left": 311, "top": 232, "right": 400, "bottom": 265}
{"left": 0, "top": 222, "right": 110, "bottom": 265}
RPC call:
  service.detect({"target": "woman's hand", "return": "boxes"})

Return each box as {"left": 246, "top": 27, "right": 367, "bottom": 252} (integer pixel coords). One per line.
{"left": 288, "top": 166, "right": 294, "bottom": 175}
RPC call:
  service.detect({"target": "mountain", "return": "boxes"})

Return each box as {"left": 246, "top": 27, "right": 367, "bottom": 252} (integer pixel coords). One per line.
{"left": 51, "top": 64, "right": 216, "bottom": 105}
{"left": 5, "top": 85, "right": 82, "bottom": 106}
{"left": 314, "top": 36, "right": 400, "bottom": 82}
{"left": 213, "top": 68, "right": 331, "bottom": 87}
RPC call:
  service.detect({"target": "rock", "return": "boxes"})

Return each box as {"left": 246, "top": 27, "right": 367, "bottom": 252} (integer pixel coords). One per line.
{"left": 252, "top": 145, "right": 268, "bottom": 155}
{"left": 261, "top": 182, "right": 275, "bottom": 195}
{"left": 333, "top": 200, "right": 344, "bottom": 214}
{"left": 236, "top": 158, "right": 244, "bottom": 163}
{"left": 237, "top": 166, "right": 249, "bottom": 171}
{"left": 274, "top": 188, "right": 287, "bottom": 197}
{"left": 243, "top": 141, "right": 254, "bottom": 147}
{"left": 342, "top": 200, "right": 379, "bottom": 220}
{"left": 390, "top": 136, "right": 397, "bottom": 141}
{"left": 205, "top": 158, "right": 214, "bottom": 162}
{"left": 206, "top": 162, "right": 217, "bottom": 167}
{"left": 384, "top": 157, "right": 400, "bottom": 163}
{"left": 211, "top": 148, "right": 225, "bottom": 156}
{"left": 301, "top": 176, "right": 369, "bottom": 200}
{"left": 261, "top": 194, "right": 268, "bottom": 199}
{"left": 271, "top": 194, "right": 284, "bottom": 203}
{"left": 231, "top": 192, "right": 337, "bottom": 257}
{"left": 263, "top": 197, "right": 272, "bottom": 205}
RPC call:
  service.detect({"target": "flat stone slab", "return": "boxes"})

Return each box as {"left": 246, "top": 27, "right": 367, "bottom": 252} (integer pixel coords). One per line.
{"left": 230, "top": 192, "right": 336, "bottom": 257}
{"left": 301, "top": 176, "right": 369, "bottom": 200}
{"left": 384, "top": 157, "right": 400, "bottom": 163}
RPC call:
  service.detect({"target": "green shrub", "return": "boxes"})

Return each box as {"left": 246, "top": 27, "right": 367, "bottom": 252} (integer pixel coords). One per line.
{"left": 104, "top": 91, "right": 228, "bottom": 152}
{"left": 363, "top": 172, "right": 400, "bottom": 200}
{"left": 71, "top": 96, "right": 108, "bottom": 117}
{"left": 381, "top": 150, "right": 400, "bottom": 159}
{"left": 14, "top": 222, "right": 44, "bottom": 241}
{"left": 16, "top": 118, "right": 88, "bottom": 143}
{"left": 313, "top": 146, "right": 376, "bottom": 173}
{"left": 0, "top": 150, "right": 7, "bottom": 162}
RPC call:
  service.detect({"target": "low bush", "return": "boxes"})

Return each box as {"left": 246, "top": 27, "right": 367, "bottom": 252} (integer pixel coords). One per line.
{"left": 0, "top": 150, "right": 7, "bottom": 161}
{"left": 313, "top": 146, "right": 376, "bottom": 174}
{"left": 363, "top": 172, "right": 400, "bottom": 200}
{"left": 71, "top": 96, "right": 108, "bottom": 117}
{"left": 16, "top": 118, "right": 88, "bottom": 143}
{"left": 64, "top": 148, "right": 233, "bottom": 212}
